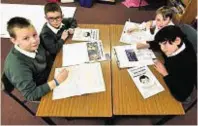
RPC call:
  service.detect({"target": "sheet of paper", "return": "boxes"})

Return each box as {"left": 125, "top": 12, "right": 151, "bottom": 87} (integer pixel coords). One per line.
{"left": 0, "top": 4, "right": 76, "bottom": 38}
{"left": 62, "top": 41, "right": 106, "bottom": 67}
{"left": 120, "top": 21, "right": 153, "bottom": 44}
{"left": 72, "top": 28, "right": 99, "bottom": 41}
{"left": 114, "top": 45, "right": 155, "bottom": 68}
{"left": 127, "top": 66, "right": 164, "bottom": 99}
{"left": 53, "top": 63, "right": 106, "bottom": 100}
{"left": 62, "top": 43, "right": 89, "bottom": 67}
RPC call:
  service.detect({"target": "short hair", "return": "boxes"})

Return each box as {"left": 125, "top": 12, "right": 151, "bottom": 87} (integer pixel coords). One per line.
{"left": 44, "top": 2, "right": 62, "bottom": 15}
{"left": 156, "top": 6, "right": 174, "bottom": 20}
{"left": 139, "top": 75, "right": 149, "bottom": 82}
{"left": 7, "top": 17, "right": 32, "bottom": 38}
{"left": 155, "top": 25, "right": 186, "bottom": 47}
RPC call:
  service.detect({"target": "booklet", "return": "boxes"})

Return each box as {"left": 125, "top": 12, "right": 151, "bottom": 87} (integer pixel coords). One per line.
{"left": 127, "top": 66, "right": 164, "bottom": 99}
{"left": 114, "top": 45, "right": 156, "bottom": 68}
{"left": 62, "top": 40, "right": 106, "bottom": 67}
{"left": 72, "top": 28, "right": 99, "bottom": 41}
{"left": 53, "top": 63, "right": 106, "bottom": 100}
{"left": 120, "top": 21, "right": 153, "bottom": 44}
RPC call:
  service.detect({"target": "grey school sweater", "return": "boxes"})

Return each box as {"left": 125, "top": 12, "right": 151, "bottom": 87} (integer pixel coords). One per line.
{"left": 4, "top": 45, "right": 53, "bottom": 101}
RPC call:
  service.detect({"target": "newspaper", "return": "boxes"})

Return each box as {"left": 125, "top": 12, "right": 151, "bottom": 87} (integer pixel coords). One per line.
{"left": 127, "top": 66, "right": 164, "bottom": 99}
{"left": 72, "top": 28, "right": 99, "bottom": 41}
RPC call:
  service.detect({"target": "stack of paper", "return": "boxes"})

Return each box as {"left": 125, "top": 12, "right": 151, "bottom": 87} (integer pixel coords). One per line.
{"left": 62, "top": 40, "right": 106, "bottom": 67}
{"left": 127, "top": 66, "right": 164, "bottom": 99}
{"left": 114, "top": 45, "right": 156, "bottom": 68}
{"left": 72, "top": 28, "right": 99, "bottom": 41}
{"left": 120, "top": 21, "right": 154, "bottom": 44}
{"left": 53, "top": 63, "right": 106, "bottom": 100}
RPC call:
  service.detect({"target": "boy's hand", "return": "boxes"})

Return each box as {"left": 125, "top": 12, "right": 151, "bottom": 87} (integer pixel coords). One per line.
{"left": 154, "top": 60, "right": 168, "bottom": 77}
{"left": 55, "top": 68, "right": 69, "bottom": 84}
{"left": 146, "top": 20, "right": 153, "bottom": 30}
{"left": 61, "top": 30, "right": 69, "bottom": 40}
{"left": 68, "top": 28, "right": 74, "bottom": 34}
{"left": 136, "top": 42, "right": 150, "bottom": 49}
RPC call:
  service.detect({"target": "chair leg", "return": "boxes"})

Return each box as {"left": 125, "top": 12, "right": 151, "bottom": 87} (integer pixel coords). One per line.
{"left": 6, "top": 92, "right": 35, "bottom": 116}
{"left": 185, "top": 99, "right": 197, "bottom": 113}
{"left": 41, "top": 117, "right": 56, "bottom": 125}
{"left": 139, "top": 0, "right": 143, "bottom": 10}
{"left": 155, "top": 115, "right": 176, "bottom": 125}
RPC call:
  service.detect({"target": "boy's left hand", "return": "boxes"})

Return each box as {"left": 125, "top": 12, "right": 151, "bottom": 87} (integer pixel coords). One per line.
{"left": 68, "top": 28, "right": 74, "bottom": 34}
{"left": 154, "top": 60, "right": 168, "bottom": 77}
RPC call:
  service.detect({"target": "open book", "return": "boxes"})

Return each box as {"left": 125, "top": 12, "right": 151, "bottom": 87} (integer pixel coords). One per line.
{"left": 114, "top": 45, "right": 156, "bottom": 68}
{"left": 72, "top": 28, "right": 99, "bottom": 41}
{"left": 120, "top": 21, "right": 153, "bottom": 44}
{"left": 62, "top": 40, "right": 106, "bottom": 67}
{"left": 53, "top": 63, "right": 106, "bottom": 100}
{"left": 127, "top": 66, "right": 164, "bottom": 99}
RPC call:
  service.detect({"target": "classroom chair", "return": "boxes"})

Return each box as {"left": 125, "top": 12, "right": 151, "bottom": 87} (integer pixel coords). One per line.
{"left": 1, "top": 73, "right": 56, "bottom": 125}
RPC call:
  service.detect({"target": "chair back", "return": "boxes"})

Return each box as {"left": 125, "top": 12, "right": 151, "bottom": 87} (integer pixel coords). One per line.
{"left": 179, "top": 24, "right": 197, "bottom": 53}
{"left": 1, "top": 73, "right": 14, "bottom": 93}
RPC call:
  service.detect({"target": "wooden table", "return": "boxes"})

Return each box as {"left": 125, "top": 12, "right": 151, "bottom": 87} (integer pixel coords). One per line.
{"left": 36, "top": 24, "right": 185, "bottom": 117}
{"left": 110, "top": 24, "right": 185, "bottom": 115}
{"left": 36, "top": 24, "right": 112, "bottom": 117}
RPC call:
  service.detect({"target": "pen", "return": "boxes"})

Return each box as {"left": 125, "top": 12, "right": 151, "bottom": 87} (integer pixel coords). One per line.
{"left": 128, "top": 18, "right": 131, "bottom": 22}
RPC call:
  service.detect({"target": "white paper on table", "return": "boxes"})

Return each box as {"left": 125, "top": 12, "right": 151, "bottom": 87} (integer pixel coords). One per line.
{"left": 72, "top": 28, "right": 99, "bottom": 41}
{"left": 127, "top": 66, "right": 164, "bottom": 99}
{"left": 120, "top": 21, "right": 154, "bottom": 44}
{"left": 62, "top": 43, "right": 89, "bottom": 67}
{"left": 62, "top": 40, "right": 106, "bottom": 67}
{"left": 53, "top": 63, "right": 106, "bottom": 100}
{"left": 113, "top": 45, "right": 156, "bottom": 68}
{"left": 0, "top": 4, "right": 76, "bottom": 38}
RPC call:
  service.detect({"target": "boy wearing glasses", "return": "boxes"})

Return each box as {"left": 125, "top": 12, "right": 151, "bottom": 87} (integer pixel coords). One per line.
{"left": 150, "top": 25, "right": 196, "bottom": 102}
{"left": 4, "top": 17, "right": 69, "bottom": 101}
{"left": 40, "top": 2, "right": 77, "bottom": 60}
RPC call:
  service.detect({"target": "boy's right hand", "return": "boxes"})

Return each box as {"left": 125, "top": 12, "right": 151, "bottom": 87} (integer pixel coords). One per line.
{"left": 136, "top": 42, "right": 150, "bottom": 49}
{"left": 146, "top": 20, "right": 153, "bottom": 30}
{"left": 55, "top": 68, "right": 69, "bottom": 84}
{"left": 61, "top": 30, "right": 69, "bottom": 40}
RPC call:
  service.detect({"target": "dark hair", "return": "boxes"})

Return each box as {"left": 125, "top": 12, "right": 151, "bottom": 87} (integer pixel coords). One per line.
{"left": 156, "top": 6, "right": 174, "bottom": 20}
{"left": 7, "top": 17, "right": 31, "bottom": 38}
{"left": 155, "top": 25, "right": 185, "bottom": 47}
{"left": 44, "top": 2, "right": 62, "bottom": 15}
{"left": 139, "top": 75, "right": 149, "bottom": 82}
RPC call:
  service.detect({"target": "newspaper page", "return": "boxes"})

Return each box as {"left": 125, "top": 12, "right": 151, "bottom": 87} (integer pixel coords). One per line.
{"left": 62, "top": 40, "right": 105, "bottom": 66}
{"left": 120, "top": 21, "right": 153, "bottom": 44}
{"left": 72, "top": 28, "right": 99, "bottom": 41}
{"left": 53, "top": 63, "right": 106, "bottom": 100}
{"left": 114, "top": 45, "right": 156, "bottom": 68}
{"left": 127, "top": 66, "right": 164, "bottom": 99}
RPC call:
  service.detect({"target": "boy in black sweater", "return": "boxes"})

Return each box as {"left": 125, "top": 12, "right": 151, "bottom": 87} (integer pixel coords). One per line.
{"left": 150, "top": 25, "right": 196, "bottom": 102}
{"left": 40, "top": 2, "right": 77, "bottom": 60}
{"left": 4, "top": 17, "right": 69, "bottom": 101}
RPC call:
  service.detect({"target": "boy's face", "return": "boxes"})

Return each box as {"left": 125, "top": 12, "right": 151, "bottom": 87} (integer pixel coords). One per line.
{"left": 10, "top": 26, "right": 40, "bottom": 52}
{"left": 155, "top": 14, "right": 170, "bottom": 29}
{"left": 45, "top": 11, "right": 63, "bottom": 29}
{"left": 159, "top": 37, "right": 181, "bottom": 56}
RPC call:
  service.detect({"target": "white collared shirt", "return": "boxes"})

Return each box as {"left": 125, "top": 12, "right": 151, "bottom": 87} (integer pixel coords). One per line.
{"left": 14, "top": 45, "right": 37, "bottom": 58}
{"left": 47, "top": 23, "right": 64, "bottom": 34}
{"left": 168, "top": 43, "right": 186, "bottom": 57}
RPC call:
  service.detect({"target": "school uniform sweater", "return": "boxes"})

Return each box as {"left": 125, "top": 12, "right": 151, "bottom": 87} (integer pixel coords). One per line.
{"left": 151, "top": 40, "right": 197, "bottom": 102}
{"left": 4, "top": 45, "right": 53, "bottom": 101}
{"left": 40, "top": 18, "right": 77, "bottom": 60}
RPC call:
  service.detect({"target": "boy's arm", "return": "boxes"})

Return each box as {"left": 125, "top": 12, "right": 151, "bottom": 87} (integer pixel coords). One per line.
{"left": 63, "top": 18, "right": 77, "bottom": 29}
{"left": 40, "top": 33, "right": 64, "bottom": 55}
{"left": 6, "top": 63, "right": 51, "bottom": 101}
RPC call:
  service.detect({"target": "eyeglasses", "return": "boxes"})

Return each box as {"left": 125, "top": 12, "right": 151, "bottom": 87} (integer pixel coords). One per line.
{"left": 47, "top": 16, "right": 62, "bottom": 22}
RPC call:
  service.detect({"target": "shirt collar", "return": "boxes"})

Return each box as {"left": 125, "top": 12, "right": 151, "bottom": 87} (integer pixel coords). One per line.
{"left": 14, "top": 44, "right": 37, "bottom": 58}
{"left": 47, "top": 23, "right": 64, "bottom": 34}
{"left": 168, "top": 42, "right": 186, "bottom": 57}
